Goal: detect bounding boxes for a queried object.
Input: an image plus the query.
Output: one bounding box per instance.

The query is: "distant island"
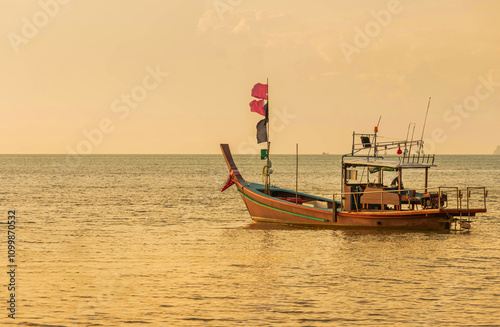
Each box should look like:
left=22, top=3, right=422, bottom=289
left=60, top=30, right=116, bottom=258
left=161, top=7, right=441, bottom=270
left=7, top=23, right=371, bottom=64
left=495, top=146, right=500, bottom=155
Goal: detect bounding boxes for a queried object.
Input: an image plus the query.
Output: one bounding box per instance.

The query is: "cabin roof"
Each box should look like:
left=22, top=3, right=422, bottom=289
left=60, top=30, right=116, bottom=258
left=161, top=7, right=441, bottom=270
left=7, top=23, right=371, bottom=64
left=343, top=157, right=435, bottom=169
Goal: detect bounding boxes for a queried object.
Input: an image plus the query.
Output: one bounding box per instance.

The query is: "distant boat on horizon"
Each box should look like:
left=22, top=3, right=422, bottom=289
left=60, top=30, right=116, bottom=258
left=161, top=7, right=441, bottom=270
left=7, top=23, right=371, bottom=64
left=494, top=146, right=500, bottom=155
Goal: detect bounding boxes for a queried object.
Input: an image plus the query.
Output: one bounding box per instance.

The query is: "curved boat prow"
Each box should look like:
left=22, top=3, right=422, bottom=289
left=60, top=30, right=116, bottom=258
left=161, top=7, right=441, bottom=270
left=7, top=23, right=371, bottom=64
left=220, top=144, right=245, bottom=184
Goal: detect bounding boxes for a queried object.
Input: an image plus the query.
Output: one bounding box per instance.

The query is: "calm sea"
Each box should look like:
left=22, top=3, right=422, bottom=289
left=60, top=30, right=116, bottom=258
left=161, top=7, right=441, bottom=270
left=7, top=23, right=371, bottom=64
left=0, top=154, right=499, bottom=326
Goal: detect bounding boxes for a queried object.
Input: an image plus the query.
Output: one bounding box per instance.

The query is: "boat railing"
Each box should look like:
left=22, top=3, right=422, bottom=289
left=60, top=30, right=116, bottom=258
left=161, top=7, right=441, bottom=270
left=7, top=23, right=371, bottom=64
left=400, top=153, right=435, bottom=165
left=435, top=186, right=488, bottom=211
left=335, top=186, right=487, bottom=212
left=464, top=186, right=488, bottom=211
left=350, top=131, right=423, bottom=157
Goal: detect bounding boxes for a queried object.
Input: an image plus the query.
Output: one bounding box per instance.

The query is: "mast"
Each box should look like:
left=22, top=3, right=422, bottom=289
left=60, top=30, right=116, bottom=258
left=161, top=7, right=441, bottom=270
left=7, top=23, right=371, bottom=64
left=265, top=78, right=271, bottom=194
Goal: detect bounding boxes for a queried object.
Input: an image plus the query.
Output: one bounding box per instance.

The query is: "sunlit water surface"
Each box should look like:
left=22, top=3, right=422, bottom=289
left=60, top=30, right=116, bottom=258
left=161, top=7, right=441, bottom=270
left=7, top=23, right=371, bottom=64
left=0, top=154, right=499, bottom=326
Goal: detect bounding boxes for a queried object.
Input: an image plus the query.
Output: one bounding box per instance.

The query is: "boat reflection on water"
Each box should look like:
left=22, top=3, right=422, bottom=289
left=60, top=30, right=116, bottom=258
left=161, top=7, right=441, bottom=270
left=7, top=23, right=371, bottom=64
left=241, top=222, right=456, bottom=235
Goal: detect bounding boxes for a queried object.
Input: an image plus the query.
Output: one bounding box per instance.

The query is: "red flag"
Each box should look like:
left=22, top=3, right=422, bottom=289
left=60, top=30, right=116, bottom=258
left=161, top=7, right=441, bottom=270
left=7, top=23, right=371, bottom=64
left=251, top=83, right=268, bottom=100
left=250, top=100, right=266, bottom=116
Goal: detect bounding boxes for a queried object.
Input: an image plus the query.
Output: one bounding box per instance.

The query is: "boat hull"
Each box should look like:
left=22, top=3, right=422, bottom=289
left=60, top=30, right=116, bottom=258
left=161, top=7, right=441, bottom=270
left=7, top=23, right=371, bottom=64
left=237, top=183, right=466, bottom=230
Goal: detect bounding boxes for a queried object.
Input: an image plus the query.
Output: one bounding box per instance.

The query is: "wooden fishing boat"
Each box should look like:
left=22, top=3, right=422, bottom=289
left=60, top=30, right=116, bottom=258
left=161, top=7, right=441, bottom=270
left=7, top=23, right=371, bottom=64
left=221, top=142, right=487, bottom=230
left=221, top=84, right=487, bottom=230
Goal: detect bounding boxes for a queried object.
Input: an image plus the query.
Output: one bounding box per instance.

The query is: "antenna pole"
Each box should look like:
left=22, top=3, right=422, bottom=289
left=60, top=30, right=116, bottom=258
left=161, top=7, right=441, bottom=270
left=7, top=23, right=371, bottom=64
left=419, top=97, right=431, bottom=153
left=408, top=124, right=416, bottom=157
left=374, top=116, right=381, bottom=157
left=405, top=122, right=415, bottom=158
left=405, top=123, right=412, bottom=148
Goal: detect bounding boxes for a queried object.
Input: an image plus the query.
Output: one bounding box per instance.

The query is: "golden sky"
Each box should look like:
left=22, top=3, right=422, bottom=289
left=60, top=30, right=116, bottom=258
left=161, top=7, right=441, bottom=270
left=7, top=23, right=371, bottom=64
left=1, top=0, right=499, bottom=154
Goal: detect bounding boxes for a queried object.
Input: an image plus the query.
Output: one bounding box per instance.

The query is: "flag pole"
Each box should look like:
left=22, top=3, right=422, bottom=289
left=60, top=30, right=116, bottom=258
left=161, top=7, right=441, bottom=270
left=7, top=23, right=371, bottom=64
left=265, top=78, right=271, bottom=194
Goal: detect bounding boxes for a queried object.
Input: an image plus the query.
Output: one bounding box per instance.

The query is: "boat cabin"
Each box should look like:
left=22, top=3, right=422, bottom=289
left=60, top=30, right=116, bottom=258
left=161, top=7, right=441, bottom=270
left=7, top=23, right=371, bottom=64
left=341, top=157, right=439, bottom=211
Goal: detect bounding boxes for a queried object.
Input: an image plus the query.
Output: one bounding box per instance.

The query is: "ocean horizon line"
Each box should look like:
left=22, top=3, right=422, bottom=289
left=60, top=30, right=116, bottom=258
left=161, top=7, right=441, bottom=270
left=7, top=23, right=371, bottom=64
left=0, top=153, right=498, bottom=156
